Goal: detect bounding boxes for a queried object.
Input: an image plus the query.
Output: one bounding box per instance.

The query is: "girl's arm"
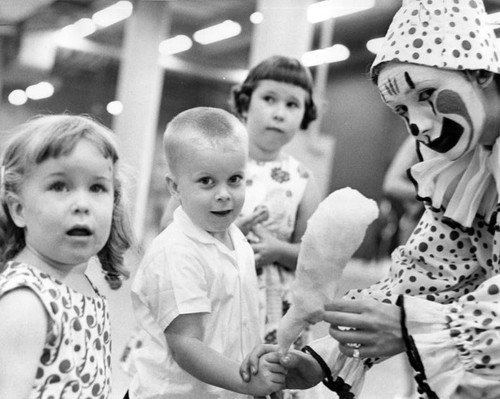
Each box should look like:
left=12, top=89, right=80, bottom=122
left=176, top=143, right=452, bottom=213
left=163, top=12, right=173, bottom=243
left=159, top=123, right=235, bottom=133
left=164, top=312, right=285, bottom=396
left=0, top=289, right=47, bottom=399
left=251, top=175, right=321, bottom=271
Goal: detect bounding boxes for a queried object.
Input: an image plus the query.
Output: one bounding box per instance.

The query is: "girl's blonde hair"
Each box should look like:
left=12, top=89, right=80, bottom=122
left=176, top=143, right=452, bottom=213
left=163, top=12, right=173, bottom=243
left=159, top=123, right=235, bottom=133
left=0, top=114, right=133, bottom=289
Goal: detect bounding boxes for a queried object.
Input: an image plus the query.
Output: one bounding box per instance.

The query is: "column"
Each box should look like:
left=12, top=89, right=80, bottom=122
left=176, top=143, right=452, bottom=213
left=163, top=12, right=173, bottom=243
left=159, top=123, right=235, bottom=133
left=113, top=0, right=170, bottom=240
left=249, top=0, right=314, bottom=67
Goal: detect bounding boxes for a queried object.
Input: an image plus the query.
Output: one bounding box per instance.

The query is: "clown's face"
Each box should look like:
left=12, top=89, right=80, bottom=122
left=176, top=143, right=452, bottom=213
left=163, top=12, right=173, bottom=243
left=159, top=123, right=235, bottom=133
left=377, top=63, right=489, bottom=160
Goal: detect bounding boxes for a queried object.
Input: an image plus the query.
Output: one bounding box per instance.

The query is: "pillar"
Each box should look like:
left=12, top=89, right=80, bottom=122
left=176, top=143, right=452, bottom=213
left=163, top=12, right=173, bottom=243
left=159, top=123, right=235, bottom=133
left=249, top=0, right=314, bottom=67
left=113, top=0, right=171, bottom=240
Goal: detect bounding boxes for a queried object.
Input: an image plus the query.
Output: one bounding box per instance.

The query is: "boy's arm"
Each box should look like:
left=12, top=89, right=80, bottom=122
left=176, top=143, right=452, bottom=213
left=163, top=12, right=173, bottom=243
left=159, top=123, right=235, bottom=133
left=0, top=289, right=48, bottom=399
left=165, top=312, right=285, bottom=396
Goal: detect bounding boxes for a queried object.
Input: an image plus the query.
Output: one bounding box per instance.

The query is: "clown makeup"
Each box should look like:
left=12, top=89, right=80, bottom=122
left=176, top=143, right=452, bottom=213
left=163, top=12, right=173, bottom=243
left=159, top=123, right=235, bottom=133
left=377, top=62, right=488, bottom=161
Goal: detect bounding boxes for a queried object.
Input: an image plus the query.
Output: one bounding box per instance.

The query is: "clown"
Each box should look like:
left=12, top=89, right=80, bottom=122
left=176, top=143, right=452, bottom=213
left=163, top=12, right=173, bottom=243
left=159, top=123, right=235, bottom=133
left=240, top=1, right=500, bottom=398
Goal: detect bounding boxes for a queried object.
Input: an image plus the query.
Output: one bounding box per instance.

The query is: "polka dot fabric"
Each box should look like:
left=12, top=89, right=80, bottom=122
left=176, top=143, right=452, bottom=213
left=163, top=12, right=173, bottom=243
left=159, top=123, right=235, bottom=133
left=346, top=207, right=495, bottom=305
left=0, top=262, right=111, bottom=399
left=447, top=274, right=500, bottom=376
left=371, top=0, right=500, bottom=74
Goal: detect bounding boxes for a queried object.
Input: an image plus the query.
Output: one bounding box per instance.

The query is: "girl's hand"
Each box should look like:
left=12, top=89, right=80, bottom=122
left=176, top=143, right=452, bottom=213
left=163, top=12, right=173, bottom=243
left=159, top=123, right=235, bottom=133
left=236, top=206, right=269, bottom=236
left=325, top=298, right=405, bottom=358
left=250, top=225, right=282, bottom=267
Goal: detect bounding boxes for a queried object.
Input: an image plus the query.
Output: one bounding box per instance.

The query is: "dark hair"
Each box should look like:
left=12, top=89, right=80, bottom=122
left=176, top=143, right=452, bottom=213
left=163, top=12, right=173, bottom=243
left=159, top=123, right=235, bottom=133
left=0, top=114, right=134, bottom=289
left=230, top=55, right=317, bottom=129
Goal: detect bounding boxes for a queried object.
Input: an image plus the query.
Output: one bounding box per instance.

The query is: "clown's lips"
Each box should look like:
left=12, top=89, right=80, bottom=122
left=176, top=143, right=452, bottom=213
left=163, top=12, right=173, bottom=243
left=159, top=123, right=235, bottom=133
left=425, top=117, right=463, bottom=153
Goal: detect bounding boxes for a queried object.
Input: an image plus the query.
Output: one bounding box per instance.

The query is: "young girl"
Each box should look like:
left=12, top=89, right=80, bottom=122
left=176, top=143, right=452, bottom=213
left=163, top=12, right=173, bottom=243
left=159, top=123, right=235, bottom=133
left=231, top=56, right=322, bottom=398
left=231, top=55, right=321, bottom=342
left=0, top=114, right=133, bottom=398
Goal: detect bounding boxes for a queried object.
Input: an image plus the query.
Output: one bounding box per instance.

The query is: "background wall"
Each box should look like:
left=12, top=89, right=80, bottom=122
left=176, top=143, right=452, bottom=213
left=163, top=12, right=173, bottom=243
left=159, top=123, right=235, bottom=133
left=0, top=50, right=409, bottom=258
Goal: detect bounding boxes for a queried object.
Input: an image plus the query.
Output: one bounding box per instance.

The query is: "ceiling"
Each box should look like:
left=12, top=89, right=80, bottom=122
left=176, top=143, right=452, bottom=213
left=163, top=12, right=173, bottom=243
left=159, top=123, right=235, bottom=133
left=2, top=0, right=500, bottom=89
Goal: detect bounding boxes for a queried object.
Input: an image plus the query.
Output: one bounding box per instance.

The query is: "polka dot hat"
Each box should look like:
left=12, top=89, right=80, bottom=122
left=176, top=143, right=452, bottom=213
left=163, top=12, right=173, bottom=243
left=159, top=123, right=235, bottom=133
left=371, top=0, right=500, bottom=75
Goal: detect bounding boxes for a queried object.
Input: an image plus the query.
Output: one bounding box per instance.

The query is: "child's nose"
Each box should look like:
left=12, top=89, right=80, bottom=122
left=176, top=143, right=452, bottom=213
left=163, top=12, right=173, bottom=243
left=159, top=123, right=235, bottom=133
left=215, top=186, right=231, bottom=202
left=72, top=192, right=90, bottom=214
left=272, top=103, right=286, bottom=121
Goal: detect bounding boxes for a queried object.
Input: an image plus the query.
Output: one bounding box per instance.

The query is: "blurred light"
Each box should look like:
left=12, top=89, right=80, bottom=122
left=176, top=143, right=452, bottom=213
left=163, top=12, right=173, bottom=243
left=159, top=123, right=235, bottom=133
left=193, top=20, right=241, bottom=45
left=8, top=90, right=28, bottom=106
left=107, top=100, right=123, bottom=115
left=159, top=35, right=192, bottom=55
left=92, top=1, right=133, bottom=27
left=308, top=0, right=375, bottom=23
left=61, top=18, right=96, bottom=38
left=250, top=12, right=263, bottom=24
left=25, top=81, right=55, bottom=100
left=366, top=37, right=384, bottom=54
left=301, top=44, right=350, bottom=66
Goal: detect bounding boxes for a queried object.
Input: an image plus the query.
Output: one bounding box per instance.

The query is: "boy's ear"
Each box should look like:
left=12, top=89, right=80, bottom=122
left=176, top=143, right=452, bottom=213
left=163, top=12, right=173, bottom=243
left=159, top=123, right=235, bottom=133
left=165, top=173, right=180, bottom=198
left=5, top=195, right=26, bottom=228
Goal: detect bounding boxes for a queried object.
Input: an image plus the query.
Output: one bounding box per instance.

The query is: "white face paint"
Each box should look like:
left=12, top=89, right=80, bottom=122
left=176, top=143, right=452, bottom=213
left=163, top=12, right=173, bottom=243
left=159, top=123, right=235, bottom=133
left=377, top=62, right=488, bottom=160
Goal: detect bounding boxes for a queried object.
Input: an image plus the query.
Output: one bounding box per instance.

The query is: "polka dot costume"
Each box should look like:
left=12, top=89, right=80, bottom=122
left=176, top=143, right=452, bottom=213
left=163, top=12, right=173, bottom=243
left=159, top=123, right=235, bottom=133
left=371, top=0, right=500, bottom=74
left=0, top=261, right=111, bottom=399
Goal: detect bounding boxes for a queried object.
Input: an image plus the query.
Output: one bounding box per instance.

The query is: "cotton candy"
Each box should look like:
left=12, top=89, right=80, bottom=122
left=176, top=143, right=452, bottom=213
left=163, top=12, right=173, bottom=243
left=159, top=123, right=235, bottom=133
left=277, top=187, right=379, bottom=353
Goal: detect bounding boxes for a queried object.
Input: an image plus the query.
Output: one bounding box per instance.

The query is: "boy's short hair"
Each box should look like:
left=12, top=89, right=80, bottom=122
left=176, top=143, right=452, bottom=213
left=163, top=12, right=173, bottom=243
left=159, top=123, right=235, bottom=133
left=163, top=107, right=247, bottom=175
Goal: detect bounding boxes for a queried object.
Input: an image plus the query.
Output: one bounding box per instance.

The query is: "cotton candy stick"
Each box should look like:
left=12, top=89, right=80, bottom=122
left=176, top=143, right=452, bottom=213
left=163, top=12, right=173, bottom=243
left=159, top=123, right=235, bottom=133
left=277, top=187, right=379, bottom=353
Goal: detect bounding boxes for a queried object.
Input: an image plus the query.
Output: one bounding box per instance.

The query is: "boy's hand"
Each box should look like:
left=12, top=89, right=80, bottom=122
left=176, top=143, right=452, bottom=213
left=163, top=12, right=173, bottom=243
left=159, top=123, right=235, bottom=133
left=240, top=344, right=323, bottom=391
left=244, top=351, right=286, bottom=396
left=240, top=344, right=278, bottom=382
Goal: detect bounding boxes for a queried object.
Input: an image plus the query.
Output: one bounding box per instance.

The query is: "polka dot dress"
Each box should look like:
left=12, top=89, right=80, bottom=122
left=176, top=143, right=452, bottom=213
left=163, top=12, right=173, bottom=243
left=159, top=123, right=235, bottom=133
left=371, top=0, right=500, bottom=75
left=0, top=262, right=111, bottom=399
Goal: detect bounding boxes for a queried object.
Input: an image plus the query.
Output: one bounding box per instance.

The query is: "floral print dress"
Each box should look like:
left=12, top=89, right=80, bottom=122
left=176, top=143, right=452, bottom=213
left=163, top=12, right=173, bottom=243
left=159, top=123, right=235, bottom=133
left=0, top=261, right=111, bottom=399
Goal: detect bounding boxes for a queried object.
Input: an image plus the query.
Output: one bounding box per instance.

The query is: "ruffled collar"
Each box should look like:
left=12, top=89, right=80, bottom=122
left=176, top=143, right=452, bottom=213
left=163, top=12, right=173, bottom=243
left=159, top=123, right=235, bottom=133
left=408, top=139, right=500, bottom=233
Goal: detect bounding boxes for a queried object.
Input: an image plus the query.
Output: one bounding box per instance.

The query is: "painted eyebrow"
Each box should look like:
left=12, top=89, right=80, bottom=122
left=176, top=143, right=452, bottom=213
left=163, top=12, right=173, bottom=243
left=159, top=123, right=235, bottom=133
left=404, top=72, right=415, bottom=89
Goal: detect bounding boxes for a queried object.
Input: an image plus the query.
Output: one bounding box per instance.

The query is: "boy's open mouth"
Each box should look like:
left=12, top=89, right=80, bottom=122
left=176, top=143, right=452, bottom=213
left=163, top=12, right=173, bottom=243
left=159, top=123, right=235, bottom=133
left=211, top=210, right=232, bottom=216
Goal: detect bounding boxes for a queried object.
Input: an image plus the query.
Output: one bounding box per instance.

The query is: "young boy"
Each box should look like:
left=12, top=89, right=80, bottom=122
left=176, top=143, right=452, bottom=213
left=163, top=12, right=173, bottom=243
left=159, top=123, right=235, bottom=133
left=127, top=107, right=285, bottom=398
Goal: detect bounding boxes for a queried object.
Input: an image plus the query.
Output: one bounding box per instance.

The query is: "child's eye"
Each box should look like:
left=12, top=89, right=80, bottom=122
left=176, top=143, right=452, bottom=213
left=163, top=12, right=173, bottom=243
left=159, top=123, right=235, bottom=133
left=418, top=89, right=435, bottom=101
left=287, top=101, right=300, bottom=109
left=49, top=181, right=67, bottom=192
left=90, top=184, right=109, bottom=193
left=199, top=177, right=214, bottom=186
left=229, top=174, right=243, bottom=185
left=263, top=95, right=275, bottom=104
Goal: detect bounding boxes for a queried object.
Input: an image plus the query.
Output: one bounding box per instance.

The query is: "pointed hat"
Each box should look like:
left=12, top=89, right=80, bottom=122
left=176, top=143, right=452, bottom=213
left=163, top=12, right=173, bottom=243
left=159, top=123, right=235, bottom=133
left=371, top=0, right=500, bottom=76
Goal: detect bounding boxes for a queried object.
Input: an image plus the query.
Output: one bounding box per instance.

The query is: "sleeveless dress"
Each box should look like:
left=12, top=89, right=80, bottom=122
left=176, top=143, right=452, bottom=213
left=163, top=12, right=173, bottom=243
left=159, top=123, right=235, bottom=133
left=0, top=261, right=111, bottom=399
left=240, top=154, right=312, bottom=398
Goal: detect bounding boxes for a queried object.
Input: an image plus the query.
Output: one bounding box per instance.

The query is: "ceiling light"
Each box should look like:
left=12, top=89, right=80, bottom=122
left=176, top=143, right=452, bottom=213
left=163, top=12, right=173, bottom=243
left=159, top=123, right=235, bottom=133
left=250, top=12, right=263, bottom=24
left=107, top=101, right=123, bottom=115
left=366, top=37, right=384, bottom=54
left=301, top=44, right=350, bottom=66
left=8, top=90, right=28, bottom=106
left=60, top=18, right=96, bottom=38
left=193, top=20, right=241, bottom=45
left=308, top=0, right=375, bottom=24
left=92, top=1, right=133, bottom=28
left=159, top=35, right=193, bottom=55
left=25, top=82, right=55, bottom=100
